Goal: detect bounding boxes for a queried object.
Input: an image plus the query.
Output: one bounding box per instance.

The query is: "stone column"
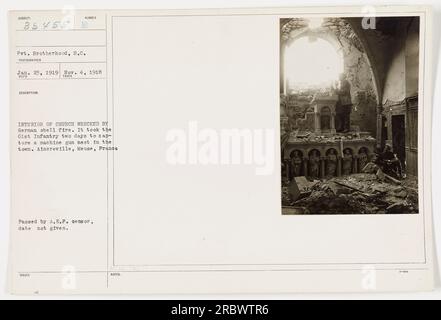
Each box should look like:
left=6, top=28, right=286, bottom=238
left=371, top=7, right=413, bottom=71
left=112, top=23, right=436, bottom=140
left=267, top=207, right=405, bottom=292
left=352, top=155, right=358, bottom=173
left=320, top=157, right=325, bottom=179
left=285, top=160, right=290, bottom=181
left=303, top=157, right=308, bottom=177
left=376, top=105, right=383, bottom=149
left=337, top=156, right=342, bottom=176
left=314, top=110, right=321, bottom=134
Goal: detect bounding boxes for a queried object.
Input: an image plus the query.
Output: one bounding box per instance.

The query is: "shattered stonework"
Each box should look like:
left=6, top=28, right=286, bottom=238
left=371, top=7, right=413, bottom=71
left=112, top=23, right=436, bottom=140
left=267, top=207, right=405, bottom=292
left=282, top=173, right=418, bottom=215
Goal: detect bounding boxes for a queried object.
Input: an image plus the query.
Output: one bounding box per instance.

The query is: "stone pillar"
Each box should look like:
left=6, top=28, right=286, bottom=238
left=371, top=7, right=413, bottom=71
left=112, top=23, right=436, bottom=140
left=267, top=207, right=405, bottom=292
left=285, top=160, right=290, bottom=181
left=303, top=157, right=308, bottom=176
left=386, top=113, right=393, bottom=147
left=353, top=155, right=358, bottom=173
left=320, top=157, right=325, bottom=179
left=376, top=105, right=383, bottom=149
left=337, top=156, right=342, bottom=176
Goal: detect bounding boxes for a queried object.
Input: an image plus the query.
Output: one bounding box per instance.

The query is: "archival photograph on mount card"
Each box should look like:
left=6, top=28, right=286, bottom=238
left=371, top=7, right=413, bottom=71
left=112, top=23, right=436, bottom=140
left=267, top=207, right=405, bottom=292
left=280, top=16, right=420, bottom=215
left=8, top=6, right=433, bottom=294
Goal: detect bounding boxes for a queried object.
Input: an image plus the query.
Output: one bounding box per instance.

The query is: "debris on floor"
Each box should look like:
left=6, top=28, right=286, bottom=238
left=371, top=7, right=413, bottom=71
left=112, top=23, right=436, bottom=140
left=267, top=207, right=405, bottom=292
left=282, top=173, right=418, bottom=215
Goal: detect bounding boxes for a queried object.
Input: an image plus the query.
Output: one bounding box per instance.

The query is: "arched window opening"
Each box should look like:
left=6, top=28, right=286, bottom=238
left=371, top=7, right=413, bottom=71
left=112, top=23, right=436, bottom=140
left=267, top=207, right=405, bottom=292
left=284, top=37, right=343, bottom=93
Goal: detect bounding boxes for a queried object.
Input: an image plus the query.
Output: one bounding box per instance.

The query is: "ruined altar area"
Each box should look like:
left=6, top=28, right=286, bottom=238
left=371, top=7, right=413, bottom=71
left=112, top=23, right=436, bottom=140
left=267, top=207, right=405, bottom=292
left=281, top=92, right=377, bottom=180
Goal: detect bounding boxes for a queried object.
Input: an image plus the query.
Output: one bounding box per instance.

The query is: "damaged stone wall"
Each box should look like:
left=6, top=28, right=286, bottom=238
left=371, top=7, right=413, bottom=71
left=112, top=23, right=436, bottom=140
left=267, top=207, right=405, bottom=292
left=340, top=36, right=378, bottom=135
left=280, top=18, right=379, bottom=136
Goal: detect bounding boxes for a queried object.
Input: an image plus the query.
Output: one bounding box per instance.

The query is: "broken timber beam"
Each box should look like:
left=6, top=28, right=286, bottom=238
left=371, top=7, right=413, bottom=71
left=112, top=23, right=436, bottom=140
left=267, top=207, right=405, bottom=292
left=333, top=181, right=369, bottom=195
left=384, top=173, right=402, bottom=185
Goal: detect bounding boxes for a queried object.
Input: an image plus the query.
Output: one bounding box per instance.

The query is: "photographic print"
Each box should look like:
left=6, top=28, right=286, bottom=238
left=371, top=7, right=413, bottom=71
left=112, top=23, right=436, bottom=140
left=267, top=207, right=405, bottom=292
left=280, top=16, right=420, bottom=215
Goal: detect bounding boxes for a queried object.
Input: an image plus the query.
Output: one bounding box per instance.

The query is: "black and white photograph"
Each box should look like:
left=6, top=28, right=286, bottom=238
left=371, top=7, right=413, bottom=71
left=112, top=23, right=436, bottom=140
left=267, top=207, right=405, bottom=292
left=280, top=16, right=420, bottom=215
left=1, top=2, right=438, bottom=299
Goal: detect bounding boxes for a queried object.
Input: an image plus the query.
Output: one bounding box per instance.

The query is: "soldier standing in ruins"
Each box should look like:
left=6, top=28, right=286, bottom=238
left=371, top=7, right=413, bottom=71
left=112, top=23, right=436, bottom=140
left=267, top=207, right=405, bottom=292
left=336, top=73, right=352, bottom=133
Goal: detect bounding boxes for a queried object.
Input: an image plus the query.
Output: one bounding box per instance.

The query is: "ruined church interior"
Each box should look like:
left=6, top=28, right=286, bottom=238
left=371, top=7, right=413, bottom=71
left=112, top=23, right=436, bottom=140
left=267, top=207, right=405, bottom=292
left=280, top=17, right=420, bottom=215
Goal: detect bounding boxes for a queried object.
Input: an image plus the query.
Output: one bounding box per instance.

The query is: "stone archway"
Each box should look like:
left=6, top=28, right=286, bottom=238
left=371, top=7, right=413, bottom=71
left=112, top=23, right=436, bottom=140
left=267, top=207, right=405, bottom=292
left=280, top=18, right=380, bottom=137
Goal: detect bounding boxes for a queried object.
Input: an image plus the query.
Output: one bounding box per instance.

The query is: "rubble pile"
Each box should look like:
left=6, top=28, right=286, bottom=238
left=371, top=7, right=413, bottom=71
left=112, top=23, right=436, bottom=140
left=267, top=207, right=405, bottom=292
left=289, top=131, right=376, bottom=144
left=282, top=173, right=418, bottom=215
